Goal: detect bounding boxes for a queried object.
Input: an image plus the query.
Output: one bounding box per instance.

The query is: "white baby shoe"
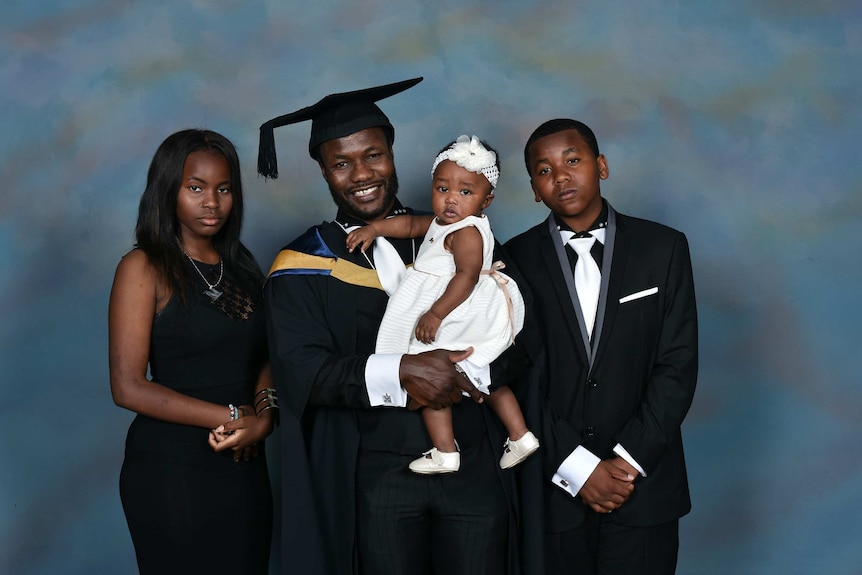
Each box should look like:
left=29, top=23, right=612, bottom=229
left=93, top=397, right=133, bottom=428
left=499, top=431, right=540, bottom=469
left=409, top=447, right=461, bottom=475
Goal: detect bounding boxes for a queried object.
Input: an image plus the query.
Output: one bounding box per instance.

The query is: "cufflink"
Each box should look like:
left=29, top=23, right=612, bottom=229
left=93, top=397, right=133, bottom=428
left=560, top=479, right=569, bottom=487
left=383, top=393, right=392, bottom=404
left=452, top=363, right=471, bottom=382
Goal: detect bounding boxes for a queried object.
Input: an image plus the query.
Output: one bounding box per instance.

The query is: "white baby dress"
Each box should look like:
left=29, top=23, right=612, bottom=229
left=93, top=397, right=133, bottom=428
left=375, top=215, right=525, bottom=384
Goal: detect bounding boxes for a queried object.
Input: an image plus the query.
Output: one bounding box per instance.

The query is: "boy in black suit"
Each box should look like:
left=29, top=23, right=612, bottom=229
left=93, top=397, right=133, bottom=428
left=504, top=119, right=698, bottom=574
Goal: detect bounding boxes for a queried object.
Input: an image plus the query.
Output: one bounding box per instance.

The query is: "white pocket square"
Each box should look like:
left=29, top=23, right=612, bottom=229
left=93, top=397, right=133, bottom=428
left=619, top=286, right=658, bottom=304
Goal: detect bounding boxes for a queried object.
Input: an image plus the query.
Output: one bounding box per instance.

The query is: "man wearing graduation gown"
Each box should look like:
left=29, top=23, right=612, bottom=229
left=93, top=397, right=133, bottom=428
left=258, top=78, right=535, bottom=575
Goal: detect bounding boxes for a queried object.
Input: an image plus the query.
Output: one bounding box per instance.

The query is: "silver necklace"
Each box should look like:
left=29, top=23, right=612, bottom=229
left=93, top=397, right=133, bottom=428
left=184, top=253, right=224, bottom=301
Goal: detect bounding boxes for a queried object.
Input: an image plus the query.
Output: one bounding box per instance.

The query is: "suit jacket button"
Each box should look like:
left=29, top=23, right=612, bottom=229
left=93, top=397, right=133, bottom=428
left=588, top=378, right=598, bottom=388
left=585, top=426, right=596, bottom=437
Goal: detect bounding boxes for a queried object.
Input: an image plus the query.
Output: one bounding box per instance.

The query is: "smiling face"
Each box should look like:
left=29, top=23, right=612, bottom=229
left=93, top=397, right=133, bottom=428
left=317, top=126, right=398, bottom=222
left=430, top=160, right=494, bottom=225
left=176, top=150, right=233, bottom=246
left=527, top=129, right=608, bottom=231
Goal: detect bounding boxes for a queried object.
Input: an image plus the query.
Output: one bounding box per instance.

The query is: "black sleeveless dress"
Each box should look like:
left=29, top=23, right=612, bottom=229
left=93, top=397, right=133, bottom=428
left=119, top=261, right=272, bottom=574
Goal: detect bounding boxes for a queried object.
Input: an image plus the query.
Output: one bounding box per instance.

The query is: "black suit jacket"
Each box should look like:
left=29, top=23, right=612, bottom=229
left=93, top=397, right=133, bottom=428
left=504, top=203, right=697, bottom=532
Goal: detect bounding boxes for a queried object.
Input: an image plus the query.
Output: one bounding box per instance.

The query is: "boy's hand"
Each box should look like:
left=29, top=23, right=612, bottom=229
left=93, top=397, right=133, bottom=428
left=578, top=459, right=635, bottom=513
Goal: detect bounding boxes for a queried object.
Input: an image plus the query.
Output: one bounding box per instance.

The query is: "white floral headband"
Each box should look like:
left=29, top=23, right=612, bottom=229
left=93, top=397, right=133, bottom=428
left=430, top=134, right=499, bottom=189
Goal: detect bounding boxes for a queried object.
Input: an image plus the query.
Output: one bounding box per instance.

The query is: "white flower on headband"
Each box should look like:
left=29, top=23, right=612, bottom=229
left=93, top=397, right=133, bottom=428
left=431, top=134, right=499, bottom=188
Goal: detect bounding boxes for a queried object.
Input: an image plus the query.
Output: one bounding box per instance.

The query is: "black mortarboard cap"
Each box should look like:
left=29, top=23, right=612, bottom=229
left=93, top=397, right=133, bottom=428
left=258, top=77, right=423, bottom=179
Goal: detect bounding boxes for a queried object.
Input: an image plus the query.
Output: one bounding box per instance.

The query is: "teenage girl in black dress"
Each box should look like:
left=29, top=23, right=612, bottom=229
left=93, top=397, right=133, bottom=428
left=109, top=129, right=275, bottom=574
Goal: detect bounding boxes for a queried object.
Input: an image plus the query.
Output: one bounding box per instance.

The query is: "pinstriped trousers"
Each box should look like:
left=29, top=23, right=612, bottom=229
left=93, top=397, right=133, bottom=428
left=356, top=438, right=508, bottom=575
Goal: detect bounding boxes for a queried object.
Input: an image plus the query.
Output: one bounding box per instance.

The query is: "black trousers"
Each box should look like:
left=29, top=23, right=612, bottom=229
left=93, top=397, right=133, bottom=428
left=545, top=512, right=679, bottom=575
left=356, top=438, right=508, bottom=575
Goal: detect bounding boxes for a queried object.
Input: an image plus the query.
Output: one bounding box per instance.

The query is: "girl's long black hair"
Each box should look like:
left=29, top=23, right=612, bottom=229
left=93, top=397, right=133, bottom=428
left=135, top=129, right=264, bottom=303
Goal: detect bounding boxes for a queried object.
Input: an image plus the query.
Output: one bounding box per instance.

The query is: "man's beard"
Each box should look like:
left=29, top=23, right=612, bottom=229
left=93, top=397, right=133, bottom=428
left=329, top=170, right=400, bottom=221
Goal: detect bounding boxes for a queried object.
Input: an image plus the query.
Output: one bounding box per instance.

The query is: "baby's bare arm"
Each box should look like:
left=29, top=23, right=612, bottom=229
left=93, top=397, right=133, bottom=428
left=345, top=215, right=435, bottom=252
left=346, top=226, right=378, bottom=253
left=429, top=226, right=483, bottom=320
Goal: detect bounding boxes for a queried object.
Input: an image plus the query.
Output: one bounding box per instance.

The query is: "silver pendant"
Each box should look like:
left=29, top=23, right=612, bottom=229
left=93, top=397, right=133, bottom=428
left=204, top=287, right=223, bottom=301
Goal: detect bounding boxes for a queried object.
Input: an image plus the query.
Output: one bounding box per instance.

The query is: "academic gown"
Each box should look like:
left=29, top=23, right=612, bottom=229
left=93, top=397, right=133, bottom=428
left=264, top=203, right=543, bottom=574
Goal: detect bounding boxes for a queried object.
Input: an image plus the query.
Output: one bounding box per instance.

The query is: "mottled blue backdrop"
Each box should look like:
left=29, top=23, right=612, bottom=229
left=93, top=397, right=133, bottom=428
left=2, top=1, right=860, bottom=573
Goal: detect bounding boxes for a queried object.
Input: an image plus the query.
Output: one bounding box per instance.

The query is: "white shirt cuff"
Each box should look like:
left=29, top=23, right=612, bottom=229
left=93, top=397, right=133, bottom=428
left=456, top=360, right=491, bottom=395
left=613, top=443, right=647, bottom=477
left=552, top=446, right=601, bottom=497
left=365, top=353, right=407, bottom=407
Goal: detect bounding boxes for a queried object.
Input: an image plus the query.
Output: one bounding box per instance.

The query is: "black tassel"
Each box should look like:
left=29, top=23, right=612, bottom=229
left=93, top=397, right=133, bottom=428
left=257, top=122, right=278, bottom=179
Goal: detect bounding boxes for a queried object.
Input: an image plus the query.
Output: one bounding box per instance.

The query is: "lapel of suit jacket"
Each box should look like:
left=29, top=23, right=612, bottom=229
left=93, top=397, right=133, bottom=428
left=541, top=215, right=591, bottom=365
left=592, top=207, right=628, bottom=370
left=545, top=204, right=620, bottom=369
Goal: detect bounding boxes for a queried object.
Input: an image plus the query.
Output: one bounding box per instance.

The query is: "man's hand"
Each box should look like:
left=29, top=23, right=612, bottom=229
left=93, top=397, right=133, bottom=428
left=578, top=459, right=636, bottom=514
left=399, top=348, right=481, bottom=410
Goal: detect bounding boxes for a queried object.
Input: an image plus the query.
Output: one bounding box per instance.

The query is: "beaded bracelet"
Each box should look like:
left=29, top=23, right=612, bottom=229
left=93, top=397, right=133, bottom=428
left=229, top=403, right=240, bottom=421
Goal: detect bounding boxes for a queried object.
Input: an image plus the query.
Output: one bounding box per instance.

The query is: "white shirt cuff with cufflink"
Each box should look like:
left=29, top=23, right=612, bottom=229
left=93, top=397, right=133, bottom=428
left=552, top=445, right=601, bottom=497
left=365, top=353, right=407, bottom=407
left=455, top=360, right=491, bottom=395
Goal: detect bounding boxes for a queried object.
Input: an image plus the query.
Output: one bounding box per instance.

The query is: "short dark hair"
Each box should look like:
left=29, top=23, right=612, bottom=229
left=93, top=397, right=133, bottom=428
left=523, top=119, right=600, bottom=175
